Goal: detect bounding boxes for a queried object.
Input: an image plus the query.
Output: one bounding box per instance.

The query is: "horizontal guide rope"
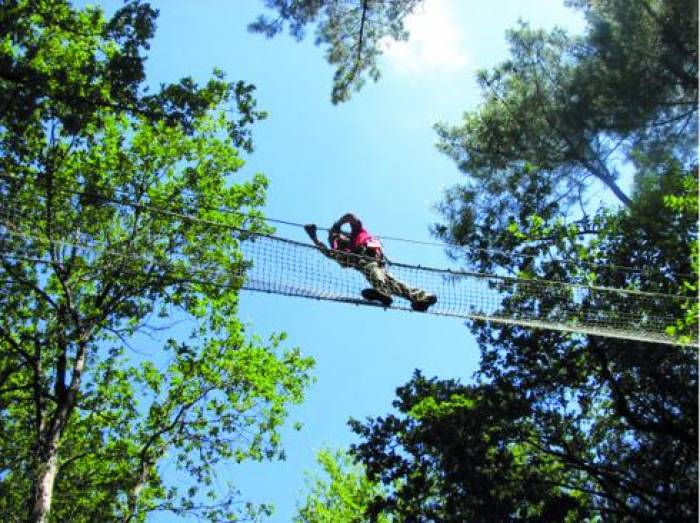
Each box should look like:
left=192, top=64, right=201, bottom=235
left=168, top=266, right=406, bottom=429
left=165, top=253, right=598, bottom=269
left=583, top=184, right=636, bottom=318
left=0, top=221, right=696, bottom=347
left=0, top=173, right=692, bottom=278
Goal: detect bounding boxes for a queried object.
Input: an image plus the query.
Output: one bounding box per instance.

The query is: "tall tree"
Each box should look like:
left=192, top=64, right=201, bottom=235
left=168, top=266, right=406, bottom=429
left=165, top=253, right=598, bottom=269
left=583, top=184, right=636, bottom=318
left=249, top=0, right=422, bottom=104
left=435, top=0, right=697, bottom=210
left=0, top=2, right=312, bottom=522
left=349, top=372, right=591, bottom=521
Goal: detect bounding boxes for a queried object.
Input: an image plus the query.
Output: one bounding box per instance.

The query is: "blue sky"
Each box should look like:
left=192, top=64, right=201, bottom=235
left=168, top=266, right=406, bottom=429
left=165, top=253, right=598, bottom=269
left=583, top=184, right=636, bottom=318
left=80, top=1, right=586, bottom=520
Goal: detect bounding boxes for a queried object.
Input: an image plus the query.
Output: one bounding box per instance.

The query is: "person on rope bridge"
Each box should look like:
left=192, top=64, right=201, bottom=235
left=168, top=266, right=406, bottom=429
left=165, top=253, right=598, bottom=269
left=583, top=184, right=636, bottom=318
left=304, top=213, right=438, bottom=311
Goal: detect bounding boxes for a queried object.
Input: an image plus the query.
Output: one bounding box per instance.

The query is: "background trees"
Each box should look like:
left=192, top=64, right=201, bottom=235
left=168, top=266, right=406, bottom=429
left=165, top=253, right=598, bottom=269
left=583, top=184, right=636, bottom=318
left=435, top=0, right=697, bottom=215
left=349, top=371, right=590, bottom=521
left=294, top=448, right=389, bottom=523
left=0, top=2, right=312, bottom=521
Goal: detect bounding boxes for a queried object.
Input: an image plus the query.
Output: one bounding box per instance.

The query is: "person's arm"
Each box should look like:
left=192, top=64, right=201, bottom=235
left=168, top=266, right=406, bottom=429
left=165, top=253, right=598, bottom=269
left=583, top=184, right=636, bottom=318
left=304, top=224, right=326, bottom=250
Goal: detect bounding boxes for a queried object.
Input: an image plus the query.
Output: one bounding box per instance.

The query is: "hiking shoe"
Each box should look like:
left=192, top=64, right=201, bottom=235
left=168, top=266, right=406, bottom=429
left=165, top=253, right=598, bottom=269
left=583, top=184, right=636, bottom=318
left=411, top=293, right=437, bottom=312
left=361, top=288, right=393, bottom=307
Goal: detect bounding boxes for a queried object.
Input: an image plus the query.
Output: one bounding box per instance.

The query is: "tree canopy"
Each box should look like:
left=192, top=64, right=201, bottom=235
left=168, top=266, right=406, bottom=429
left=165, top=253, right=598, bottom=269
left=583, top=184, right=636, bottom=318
left=0, top=2, right=312, bottom=521
left=436, top=0, right=696, bottom=211
left=349, top=372, right=590, bottom=521
left=250, top=0, right=421, bottom=104
left=294, top=448, right=390, bottom=523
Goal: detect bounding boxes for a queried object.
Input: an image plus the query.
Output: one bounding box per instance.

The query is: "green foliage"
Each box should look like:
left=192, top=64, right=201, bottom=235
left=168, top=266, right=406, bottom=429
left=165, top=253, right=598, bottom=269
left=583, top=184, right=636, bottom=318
left=408, top=393, right=475, bottom=419
left=295, top=448, right=389, bottom=523
left=349, top=372, right=589, bottom=521
left=0, top=2, right=311, bottom=521
left=435, top=0, right=697, bottom=211
left=661, top=172, right=698, bottom=344
left=249, top=0, right=421, bottom=104
left=567, top=0, right=698, bottom=137
left=0, top=0, right=266, bottom=150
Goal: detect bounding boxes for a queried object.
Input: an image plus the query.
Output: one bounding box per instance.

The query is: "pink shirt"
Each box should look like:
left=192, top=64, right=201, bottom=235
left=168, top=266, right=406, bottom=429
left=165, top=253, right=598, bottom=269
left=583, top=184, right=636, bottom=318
left=351, top=228, right=383, bottom=255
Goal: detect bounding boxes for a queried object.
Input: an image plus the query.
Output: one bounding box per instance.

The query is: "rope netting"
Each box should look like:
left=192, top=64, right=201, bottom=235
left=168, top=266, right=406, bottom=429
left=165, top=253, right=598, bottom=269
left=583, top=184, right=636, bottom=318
left=0, top=196, right=695, bottom=346
left=241, top=234, right=696, bottom=346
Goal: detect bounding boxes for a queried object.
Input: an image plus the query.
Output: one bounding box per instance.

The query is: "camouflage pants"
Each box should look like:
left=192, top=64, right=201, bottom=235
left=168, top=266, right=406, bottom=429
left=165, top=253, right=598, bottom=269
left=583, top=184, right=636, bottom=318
left=356, top=259, right=428, bottom=302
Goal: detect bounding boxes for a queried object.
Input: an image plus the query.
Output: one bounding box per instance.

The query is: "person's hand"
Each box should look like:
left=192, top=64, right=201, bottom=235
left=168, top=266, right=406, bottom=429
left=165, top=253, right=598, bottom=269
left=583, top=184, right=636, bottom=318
left=304, top=224, right=317, bottom=237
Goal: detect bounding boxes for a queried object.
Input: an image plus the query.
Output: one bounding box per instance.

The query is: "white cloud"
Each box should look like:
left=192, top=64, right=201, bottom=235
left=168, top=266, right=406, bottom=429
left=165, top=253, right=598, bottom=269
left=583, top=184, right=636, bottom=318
left=380, top=0, right=470, bottom=76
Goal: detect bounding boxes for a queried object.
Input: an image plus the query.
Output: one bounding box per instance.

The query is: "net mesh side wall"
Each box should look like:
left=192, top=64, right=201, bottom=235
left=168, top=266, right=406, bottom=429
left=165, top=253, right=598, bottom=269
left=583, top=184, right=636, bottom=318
left=241, top=234, right=697, bottom=346
left=1, top=198, right=695, bottom=347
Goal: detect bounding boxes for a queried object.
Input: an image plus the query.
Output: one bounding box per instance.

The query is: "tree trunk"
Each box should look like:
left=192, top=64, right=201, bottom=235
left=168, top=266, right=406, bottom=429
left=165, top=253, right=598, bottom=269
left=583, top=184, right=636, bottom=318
left=28, top=337, right=88, bottom=522
left=29, top=436, right=60, bottom=523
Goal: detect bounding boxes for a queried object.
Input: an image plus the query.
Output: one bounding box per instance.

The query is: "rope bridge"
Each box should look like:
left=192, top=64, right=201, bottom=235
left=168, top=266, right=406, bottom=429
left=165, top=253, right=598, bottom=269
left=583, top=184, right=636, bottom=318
left=241, top=233, right=696, bottom=346
left=0, top=189, right=694, bottom=346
